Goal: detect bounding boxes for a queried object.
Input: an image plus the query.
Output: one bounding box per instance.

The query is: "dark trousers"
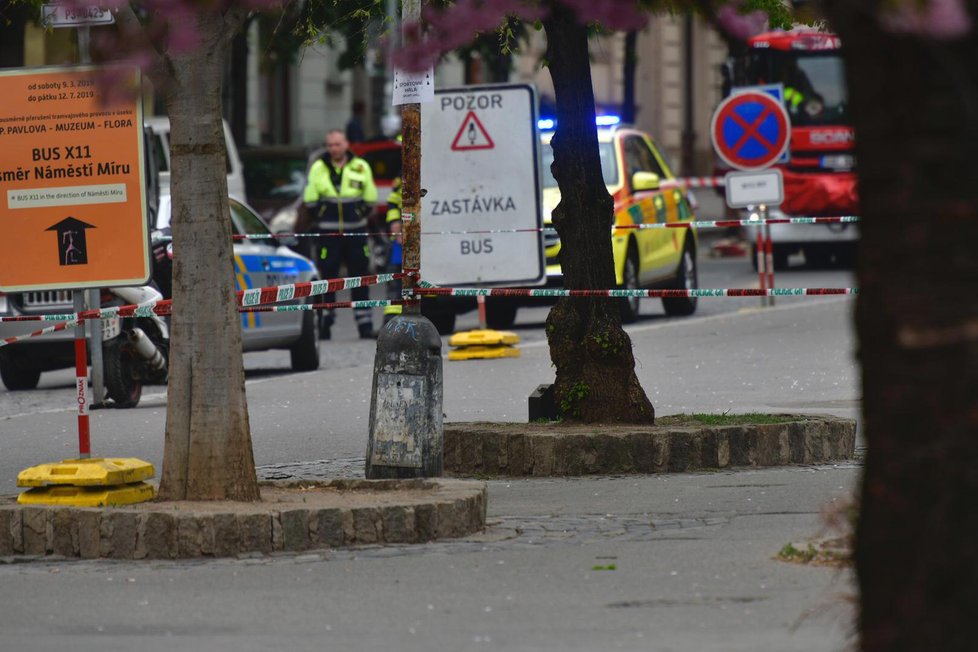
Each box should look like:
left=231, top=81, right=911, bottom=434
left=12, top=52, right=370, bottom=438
left=314, top=232, right=373, bottom=330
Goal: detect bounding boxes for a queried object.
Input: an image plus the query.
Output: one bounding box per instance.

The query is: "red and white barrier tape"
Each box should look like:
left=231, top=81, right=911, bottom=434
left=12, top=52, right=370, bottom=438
left=152, top=215, right=860, bottom=245
left=1, top=319, right=80, bottom=347
left=240, top=299, right=416, bottom=313
left=1, top=282, right=855, bottom=345
left=216, top=216, right=858, bottom=241
left=415, top=283, right=857, bottom=299
left=661, top=177, right=726, bottom=189
left=0, top=300, right=420, bottom=344
left=237, top=272, right=407, bottom=308
left=0, top=272, right=410, bottom=328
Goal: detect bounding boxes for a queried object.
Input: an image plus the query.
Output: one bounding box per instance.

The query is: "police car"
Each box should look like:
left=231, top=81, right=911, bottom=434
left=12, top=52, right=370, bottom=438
left=153, top=195, right=322, bottom=369
left=485, top=118, right=700, bottom=329
left=0, top=196, right=321, bottom=391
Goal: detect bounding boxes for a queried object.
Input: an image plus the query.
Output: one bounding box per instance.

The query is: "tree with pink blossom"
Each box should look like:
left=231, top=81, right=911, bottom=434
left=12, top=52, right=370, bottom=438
left=394, top=0, right=790, bottom=424
left=45, top=0, right=288, bottom=501
left=402, top=1, right=978, bottom=644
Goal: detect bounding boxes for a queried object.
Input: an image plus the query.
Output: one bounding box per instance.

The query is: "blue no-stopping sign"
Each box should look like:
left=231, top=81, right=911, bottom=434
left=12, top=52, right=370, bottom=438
left=711, top=91, right=790, bottom=171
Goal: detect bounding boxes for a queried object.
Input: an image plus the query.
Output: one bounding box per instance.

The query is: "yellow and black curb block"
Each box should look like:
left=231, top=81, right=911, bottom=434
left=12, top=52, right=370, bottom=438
left=17, top=458, right=156, bottom=507
left=447, top=329, right=520, bottom=361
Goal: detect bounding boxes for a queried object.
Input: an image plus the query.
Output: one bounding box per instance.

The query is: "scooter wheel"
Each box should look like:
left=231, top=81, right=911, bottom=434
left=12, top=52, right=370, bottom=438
left=103, top=337, right=143, bottom=408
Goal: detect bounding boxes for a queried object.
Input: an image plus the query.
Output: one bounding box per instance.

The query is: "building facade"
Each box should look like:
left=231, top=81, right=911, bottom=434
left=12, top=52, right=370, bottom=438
left=8, top=12, right=729, bottom=176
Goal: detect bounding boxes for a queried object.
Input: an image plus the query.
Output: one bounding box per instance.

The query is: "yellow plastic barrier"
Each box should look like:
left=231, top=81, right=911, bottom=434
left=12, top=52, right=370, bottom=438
left=17, top=482, right=156, bottom=507
left=17, top=458, right=155, bottom=487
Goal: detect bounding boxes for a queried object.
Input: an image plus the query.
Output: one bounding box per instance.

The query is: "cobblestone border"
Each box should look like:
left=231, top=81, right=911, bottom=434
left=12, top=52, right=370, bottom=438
left=444, top=415, right=856, bottom=477
left=0, top=479, right=487, bottom=561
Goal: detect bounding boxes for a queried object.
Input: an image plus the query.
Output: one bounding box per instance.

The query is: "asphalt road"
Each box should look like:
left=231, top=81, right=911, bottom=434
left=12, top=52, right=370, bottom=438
left=0, top=250, right=861, bottom=651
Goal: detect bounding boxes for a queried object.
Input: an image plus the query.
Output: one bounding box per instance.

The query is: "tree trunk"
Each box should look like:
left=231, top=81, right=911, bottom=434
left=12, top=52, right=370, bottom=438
left=542, top=4, right=654, bottom=424
left=0, top=5, right=29, bottom=69
left=155, top=9, right=259, bottom=501
left=820, top=3, right=978, bottom=648
left=622, top=30, right=637, bottom=124
left=229, top=28, right=249, bottom=148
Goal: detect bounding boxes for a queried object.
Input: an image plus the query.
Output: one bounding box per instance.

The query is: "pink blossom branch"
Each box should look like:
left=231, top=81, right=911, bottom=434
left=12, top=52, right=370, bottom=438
left=393, top=0, right=547, bottom=71
left=880, top=0, right=972, bottom=39
left=714, top=0, right=767, bottom=41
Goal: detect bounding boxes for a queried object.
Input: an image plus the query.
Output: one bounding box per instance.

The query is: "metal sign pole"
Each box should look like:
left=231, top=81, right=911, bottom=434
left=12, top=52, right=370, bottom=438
left=72, top=291, right=91, bottom=458
left=755, top=223, right=766, bottom=307
left=78, top=24, right=107, bottom=406
left=87, top=288, right=105, bottom=406
left=365, top=0, right=443, bottom=480
left=762, top=205, right=775, bottom=306
left=399, top=0, right=421, bottom=315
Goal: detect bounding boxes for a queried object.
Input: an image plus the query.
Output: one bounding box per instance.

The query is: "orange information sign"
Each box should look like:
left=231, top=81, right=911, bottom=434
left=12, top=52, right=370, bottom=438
left=0, top=65, right=148, bottom=292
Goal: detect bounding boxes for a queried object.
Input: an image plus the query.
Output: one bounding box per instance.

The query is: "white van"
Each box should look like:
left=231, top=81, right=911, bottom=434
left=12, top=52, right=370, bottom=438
left=144, top=116, right=246, bottom=198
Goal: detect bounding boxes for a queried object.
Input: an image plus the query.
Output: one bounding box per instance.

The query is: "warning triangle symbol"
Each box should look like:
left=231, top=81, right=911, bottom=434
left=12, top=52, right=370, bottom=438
left=451, top=111, right=495, bottom=151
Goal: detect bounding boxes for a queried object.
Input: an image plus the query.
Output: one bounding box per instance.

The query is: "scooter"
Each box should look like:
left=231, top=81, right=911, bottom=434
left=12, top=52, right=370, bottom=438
left=99, top=285, right=169, bottom=408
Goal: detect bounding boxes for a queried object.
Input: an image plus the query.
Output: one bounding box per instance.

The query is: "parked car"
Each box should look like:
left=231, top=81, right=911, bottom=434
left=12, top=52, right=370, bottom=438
left=152, top=195, right=321, bottom=371
left=145, top=116, right=246, bottom=199
left=0, top=196, right=321, bottom=392
left=240, top=145, right=314, bottom=221
left=483, top=121, right=700, bottom=329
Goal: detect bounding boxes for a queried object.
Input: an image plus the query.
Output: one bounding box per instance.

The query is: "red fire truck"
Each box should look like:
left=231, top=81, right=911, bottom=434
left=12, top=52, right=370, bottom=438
left=724, top=29, right=858, bottom=268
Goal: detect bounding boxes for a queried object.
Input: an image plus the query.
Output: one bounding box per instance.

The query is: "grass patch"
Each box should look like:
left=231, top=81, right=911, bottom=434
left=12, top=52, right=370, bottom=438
left=657, top=413, right=799, bottom=427
left=777, top=539, right=850, bottom=567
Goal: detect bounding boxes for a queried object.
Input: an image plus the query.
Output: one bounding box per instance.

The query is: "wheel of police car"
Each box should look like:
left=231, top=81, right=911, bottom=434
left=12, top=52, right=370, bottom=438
left=290, top=309, right=321, bottom=372
left=0, top=354, right=41, bottom=391
left=619, top=243, right=641, bottom=324
left=486, top=299, right=518, bottom=330
left=662, top=242, right=698, bottom=317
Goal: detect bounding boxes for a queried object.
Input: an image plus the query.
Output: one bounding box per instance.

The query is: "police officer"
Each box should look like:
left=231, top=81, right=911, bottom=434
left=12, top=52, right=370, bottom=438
left=299, top=129, right=378, bottom=339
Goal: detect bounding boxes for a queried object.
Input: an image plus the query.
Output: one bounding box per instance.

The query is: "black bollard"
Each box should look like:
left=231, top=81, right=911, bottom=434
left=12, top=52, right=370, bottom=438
left=365, top=314, right=444, bottom=478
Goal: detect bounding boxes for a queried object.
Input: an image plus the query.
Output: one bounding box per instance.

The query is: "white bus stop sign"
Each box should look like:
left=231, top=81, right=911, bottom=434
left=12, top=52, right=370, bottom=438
left=420, top=84, right=544, bottom=286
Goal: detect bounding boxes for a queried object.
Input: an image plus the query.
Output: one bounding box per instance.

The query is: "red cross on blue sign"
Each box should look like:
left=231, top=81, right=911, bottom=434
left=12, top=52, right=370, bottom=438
left=710, top=91, right=791, bottom=171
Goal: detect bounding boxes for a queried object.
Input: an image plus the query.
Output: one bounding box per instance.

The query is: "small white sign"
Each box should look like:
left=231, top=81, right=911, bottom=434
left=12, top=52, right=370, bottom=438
left=42, top=4, right=115, bottom=27
left=725, top=169, right=784, bottom=208
left=420, top=84, right=544, bottom=287
left=392, top=67, right=434, bottom=105
left=7, top=183, right=127, bottom=209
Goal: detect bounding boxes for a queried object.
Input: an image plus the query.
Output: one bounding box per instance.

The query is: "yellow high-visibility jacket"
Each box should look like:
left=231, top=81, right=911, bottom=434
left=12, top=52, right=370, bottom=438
left=303, top=153, right=377, bottom=231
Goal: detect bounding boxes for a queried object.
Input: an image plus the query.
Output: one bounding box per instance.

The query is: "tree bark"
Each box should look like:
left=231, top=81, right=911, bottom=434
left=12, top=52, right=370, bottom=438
left=0, top=5, right=29, bottom=69
left=622, top=30, right=637, bottom=124
left=229, top=27, right=249, bottom=148
left=543, top=3, right=654, bottom=424
left=153, top=9, right=259, bottom=501
left=820, top=2, right=978, bottom=648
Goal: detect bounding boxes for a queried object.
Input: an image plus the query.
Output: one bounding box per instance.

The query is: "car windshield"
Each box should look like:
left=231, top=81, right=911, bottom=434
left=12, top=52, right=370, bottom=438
left=541, top=141, right=618, bottom=188
left=242, top=154, right=308, bottom=201
left=750, top=51, right=848, bottom=126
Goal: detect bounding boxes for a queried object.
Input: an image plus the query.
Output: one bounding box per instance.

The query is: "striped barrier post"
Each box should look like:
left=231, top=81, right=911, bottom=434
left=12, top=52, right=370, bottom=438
left=756, top=229, right=767, bottom=305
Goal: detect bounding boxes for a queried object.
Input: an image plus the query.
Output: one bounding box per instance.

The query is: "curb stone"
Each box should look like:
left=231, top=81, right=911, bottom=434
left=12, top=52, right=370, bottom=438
left=444, top=415, right=856, bottom=477
left=0, top=478, right=486, bottom=561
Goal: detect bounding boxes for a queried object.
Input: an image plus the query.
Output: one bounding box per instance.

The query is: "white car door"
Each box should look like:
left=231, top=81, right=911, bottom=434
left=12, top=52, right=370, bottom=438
left=229, top=199, right=304, bottom=347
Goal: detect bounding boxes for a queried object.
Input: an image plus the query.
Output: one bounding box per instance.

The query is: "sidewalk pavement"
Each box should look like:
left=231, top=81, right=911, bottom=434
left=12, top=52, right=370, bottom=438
left=0, top=297, right=861, bottom=650
left=0, top=465, right=858, bottom=652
